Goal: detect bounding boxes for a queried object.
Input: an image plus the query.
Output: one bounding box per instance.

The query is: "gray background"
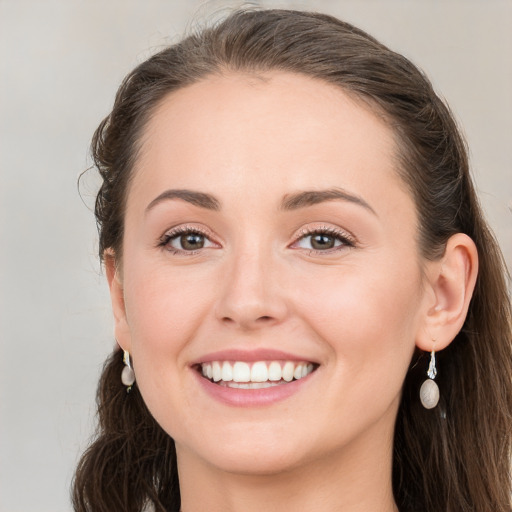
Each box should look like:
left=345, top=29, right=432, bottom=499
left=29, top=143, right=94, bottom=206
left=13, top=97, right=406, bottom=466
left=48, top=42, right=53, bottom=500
left=1, top=1, right=510, bottom=511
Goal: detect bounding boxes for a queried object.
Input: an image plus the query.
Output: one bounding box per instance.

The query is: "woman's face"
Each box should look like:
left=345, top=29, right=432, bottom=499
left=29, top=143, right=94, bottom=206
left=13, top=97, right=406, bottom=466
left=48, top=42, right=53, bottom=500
left=113, top=72, right=432, bottom=475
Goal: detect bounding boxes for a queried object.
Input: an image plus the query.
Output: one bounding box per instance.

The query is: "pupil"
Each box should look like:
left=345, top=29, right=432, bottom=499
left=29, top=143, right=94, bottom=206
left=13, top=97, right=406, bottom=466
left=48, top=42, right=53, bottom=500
left=311, top=234, right=334, bottom=250
left=181, top=233, right=204, bottom=250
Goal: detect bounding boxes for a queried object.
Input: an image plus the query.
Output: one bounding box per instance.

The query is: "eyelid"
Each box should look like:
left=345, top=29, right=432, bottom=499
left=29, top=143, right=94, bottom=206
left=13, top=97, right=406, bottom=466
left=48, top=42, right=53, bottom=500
left=161, top=223, right=213, bottom=239
left=296, top=224, right=356, bottom=242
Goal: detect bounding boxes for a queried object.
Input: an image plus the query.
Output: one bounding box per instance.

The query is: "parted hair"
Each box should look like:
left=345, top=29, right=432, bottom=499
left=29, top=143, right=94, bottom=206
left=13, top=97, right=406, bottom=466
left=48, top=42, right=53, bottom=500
left=73, top=9, right=512, bottom=512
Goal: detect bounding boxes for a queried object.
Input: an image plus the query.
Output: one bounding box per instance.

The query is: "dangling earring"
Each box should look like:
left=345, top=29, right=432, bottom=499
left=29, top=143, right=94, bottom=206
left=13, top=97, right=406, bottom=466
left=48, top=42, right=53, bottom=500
left=420, top=350, right=439, bottom=409
left=121, top=350, right=135, bottom=393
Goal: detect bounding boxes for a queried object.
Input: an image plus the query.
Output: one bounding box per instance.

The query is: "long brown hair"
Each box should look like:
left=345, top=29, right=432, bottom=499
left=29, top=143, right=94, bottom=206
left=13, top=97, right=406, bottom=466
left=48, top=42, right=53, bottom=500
left=73, top=9, right=512, bottom=512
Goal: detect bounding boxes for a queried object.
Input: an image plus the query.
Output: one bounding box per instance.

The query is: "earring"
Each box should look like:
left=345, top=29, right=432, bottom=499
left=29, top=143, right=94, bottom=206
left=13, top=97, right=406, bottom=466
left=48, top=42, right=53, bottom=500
left=121, top=350, right=135, bottom=392
left=419, top=350, right=439, bottom=409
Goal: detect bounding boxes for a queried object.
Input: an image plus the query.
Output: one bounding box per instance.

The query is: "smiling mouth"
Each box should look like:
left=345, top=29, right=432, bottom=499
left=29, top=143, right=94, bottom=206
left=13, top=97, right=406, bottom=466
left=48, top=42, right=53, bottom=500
left=197, top=360, right=317, bottom=389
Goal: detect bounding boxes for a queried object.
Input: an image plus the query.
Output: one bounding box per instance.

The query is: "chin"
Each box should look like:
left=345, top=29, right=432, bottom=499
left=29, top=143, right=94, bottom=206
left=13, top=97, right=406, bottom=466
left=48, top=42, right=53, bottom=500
left=197, top=443, right=308, bottom=476
left=173, top=421, right=317, bottom=476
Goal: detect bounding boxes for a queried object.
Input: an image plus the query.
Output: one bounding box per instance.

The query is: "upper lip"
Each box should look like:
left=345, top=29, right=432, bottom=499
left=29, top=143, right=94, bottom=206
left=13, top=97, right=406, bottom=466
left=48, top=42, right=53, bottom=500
left=192, top=348, right=319, bottom=365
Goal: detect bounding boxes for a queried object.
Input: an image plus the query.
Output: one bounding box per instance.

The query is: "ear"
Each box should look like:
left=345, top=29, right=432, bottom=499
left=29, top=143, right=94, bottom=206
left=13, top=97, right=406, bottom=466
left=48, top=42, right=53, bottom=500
left=416, top=233, right=478, bottom=352
left=104, top=250, right=132, bottom=353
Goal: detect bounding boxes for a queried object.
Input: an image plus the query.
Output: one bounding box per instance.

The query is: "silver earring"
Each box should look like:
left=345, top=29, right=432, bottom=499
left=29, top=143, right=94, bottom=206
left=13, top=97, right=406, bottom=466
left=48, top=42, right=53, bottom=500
left=121, top=350, right=135, bottom=392
left=419, top=350, right=439, bottom=409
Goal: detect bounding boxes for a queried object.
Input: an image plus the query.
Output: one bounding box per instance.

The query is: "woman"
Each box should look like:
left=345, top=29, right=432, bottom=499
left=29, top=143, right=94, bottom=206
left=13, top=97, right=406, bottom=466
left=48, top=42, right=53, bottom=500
left=73, top=9, right=512, bottom=512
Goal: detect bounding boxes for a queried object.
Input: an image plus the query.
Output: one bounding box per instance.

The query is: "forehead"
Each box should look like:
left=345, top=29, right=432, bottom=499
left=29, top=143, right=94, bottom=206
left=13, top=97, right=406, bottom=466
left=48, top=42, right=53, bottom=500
left=140, top=71, right=394, bottom=157
left=129, top=71, right=409, bottom=217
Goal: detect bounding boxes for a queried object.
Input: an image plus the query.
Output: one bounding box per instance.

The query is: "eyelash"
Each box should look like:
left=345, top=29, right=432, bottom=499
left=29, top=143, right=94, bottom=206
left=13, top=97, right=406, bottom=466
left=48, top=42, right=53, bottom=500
left=293, top=226, right=356, bottom=255
left=158, top=225, right=355, bottom=256
left=158, top=225, right=215, bottom=255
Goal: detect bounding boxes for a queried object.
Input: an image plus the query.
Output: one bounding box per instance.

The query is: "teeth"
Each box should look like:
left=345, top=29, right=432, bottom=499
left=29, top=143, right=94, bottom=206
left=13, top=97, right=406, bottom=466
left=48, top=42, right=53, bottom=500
left=282, top=361, right=294, bottom=382
left=212, top=361, right=222, bottom=382
left=268, top=361, right=282, bottom=381
left=233, top=362, right=251, bottom=382
left=220, top=381, right=281, bottom=389
left=221, top=361, right=233, bottom=382
left=251, top=362, right=268, bottom=382
left=199, top=360, right=315, bottom=385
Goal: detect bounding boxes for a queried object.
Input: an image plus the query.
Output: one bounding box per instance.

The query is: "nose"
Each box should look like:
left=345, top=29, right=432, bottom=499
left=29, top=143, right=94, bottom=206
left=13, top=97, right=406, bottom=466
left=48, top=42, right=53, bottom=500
left=214, top=248, right=288, bottom=331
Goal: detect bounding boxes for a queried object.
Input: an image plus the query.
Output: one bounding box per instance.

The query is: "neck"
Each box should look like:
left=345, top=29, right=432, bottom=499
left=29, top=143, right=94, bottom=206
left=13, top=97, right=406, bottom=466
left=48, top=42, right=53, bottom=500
left=177, top=419, right=398, bottom=512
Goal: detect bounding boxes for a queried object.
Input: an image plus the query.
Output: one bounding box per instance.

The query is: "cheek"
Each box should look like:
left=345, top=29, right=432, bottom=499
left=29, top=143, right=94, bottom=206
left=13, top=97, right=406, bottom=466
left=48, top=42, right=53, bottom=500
left=120, top=262, right=218, bottom=433
left=122, top=260, right=214, bottom=377
left=291, top=262, right=423, bottom=438
left=295, top=259, right=423, bottom=374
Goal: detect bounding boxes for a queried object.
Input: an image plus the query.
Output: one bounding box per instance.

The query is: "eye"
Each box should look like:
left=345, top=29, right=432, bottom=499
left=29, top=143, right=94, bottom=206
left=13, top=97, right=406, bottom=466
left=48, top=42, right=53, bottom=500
left=292, top=226, right=355, bottom=253
left=160, top=226, right=217, bottom=254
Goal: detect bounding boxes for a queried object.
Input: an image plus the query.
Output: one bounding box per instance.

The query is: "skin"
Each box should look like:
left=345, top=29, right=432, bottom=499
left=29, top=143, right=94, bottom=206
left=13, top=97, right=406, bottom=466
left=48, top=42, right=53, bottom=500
left=107, top=72, right=478, bottom=511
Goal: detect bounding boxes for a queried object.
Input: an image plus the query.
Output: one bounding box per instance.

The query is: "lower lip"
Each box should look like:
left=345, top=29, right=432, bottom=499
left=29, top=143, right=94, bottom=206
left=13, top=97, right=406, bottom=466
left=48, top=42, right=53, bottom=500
left=193, top=370, right=315, bottom=407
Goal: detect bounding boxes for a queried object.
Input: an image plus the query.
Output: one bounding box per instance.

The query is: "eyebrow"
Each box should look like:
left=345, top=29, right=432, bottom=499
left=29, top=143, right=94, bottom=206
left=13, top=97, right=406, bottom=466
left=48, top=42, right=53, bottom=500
left=145, top=186, right=376, bottom=216
left=145, top=189, right=221, bottom=213
left=281, top=188, right=377, bottom=215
